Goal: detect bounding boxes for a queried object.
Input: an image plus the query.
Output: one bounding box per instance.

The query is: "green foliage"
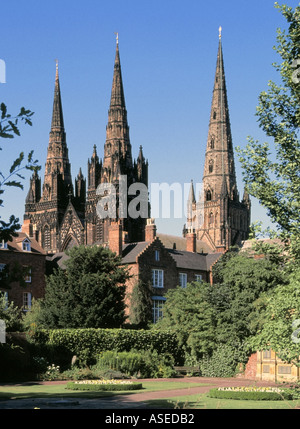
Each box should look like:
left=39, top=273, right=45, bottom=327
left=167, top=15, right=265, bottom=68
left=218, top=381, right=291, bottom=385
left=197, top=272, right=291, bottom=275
left=236, top=2, right=300, bottom=237
left=155, top=282, right=216, bottom=361
left=29, top=328, right=182, bottom=367
left=66, top=381, right=143, bottom=391
left=95, top=349, right=176, bottom=379
left=212, top=251, right=286, bottom=343
left=0, top=103, right=40, bottom=241
left=0, top=294, right=22, bottom=332
left=96, top=350, right=145, bottom=376
left=129, top=280, right=153, bottom=328
left=37, top=246, right=129, bottom=329
left=198, top=342, right=248, bottom=378
left=248, top=267, right=300, bottom=366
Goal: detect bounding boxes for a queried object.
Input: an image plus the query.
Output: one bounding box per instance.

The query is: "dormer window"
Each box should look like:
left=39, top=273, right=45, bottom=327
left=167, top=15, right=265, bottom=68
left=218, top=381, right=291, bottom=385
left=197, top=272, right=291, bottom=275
left=22, top=238, right=31, bottom=252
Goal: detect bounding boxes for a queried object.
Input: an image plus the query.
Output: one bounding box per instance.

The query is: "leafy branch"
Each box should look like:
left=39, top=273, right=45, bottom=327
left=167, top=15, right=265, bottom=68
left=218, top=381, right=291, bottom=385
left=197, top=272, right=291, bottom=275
left=0, top=102, right=40, bottom=241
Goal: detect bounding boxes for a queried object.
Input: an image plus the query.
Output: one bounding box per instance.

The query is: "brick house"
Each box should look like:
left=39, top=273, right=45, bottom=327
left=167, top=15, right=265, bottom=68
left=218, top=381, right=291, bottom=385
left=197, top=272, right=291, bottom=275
left=109, top=219, right=221, bottom=322
left=49, top=219, right=221, bottom=323
left=0, top=233, right=47, bottom=312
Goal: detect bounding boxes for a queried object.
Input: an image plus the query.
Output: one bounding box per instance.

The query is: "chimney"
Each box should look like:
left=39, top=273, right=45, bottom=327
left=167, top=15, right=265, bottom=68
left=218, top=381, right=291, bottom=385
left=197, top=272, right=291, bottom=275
left=108, top=221, right=123, bottom=256
left=145, top=218, right=156, bottom=242
left=186, top=229, right=197, bottom=253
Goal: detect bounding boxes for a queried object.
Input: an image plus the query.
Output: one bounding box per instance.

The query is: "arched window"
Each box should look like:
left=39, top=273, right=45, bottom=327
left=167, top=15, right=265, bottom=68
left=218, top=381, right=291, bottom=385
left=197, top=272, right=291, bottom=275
left=209, top=160, right=214, bottom=173
left=206, top=190, right=212, bottom=201
left=213, top=111, right=217, bottom=120
left=210, top=138, right=214, bottom=149
left=209, top=212, right=214, bottom=225
left=43, top=226, right=51, bottom=250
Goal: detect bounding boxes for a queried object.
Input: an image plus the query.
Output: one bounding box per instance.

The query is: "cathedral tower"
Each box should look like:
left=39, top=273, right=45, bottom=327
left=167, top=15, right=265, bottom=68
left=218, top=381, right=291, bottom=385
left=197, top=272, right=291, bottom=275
left=23, top=62, right=85, bottom=252
left=85, top=36, right=149, bottom=245
left=184, top=28, right=251, bottom=251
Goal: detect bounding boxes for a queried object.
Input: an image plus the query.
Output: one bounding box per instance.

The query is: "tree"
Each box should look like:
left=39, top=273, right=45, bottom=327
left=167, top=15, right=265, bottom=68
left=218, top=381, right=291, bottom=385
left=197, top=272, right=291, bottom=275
left=216, top=251, right=286, bottom=342
left=37, top=245, right=130, bottom=329
left=248, top=268, right=300, bottom=367
left=129, top=280, right=153, bottom=328
left=0, top=294, right=22, bottom=332
left=236, top=3, right=300, bottom=237
left=155, top=282, right=217, bottom=361
left=0, top=103, right=39, bottom=241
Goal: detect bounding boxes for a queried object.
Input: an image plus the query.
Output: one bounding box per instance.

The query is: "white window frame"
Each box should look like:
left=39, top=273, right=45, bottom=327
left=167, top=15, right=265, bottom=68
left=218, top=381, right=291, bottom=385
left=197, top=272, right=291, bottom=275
left=195, top=274, right=203, bottom=282
left=152, top=269, right=164, bottom=288
left=0, top=240, right=7, bottom=249
left=23, top=292, right=32, bottom=311
left=179, top=272, right=187, bottom=288
left=152, top=297, right=166, bottom=323
left=22, top=239, right=31, bottom=252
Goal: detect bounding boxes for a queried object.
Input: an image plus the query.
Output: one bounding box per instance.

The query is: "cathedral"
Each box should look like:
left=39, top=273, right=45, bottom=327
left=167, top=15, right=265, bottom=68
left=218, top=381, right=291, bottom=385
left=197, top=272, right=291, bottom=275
left=22, top=31, right=250, bottom=254
left=22, top=39, right=148, bottom=253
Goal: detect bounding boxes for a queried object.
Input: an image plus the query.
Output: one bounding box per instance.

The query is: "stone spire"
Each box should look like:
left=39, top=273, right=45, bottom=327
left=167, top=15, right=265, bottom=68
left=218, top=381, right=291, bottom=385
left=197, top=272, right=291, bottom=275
left=51, top=60, right=64, bottom=130
left=42, top=62, right=73, bottom=201
left=102, top=38, right=132, bottom=182
left=203, top=29, right=238, bottom=202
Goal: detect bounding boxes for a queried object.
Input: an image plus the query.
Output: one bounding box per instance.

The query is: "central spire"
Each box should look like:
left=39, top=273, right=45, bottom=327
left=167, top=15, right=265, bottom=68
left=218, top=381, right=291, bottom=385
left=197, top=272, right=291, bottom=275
left=102, top=36, right=132, bottom=181
left=51, top=60, right=64, bottom=131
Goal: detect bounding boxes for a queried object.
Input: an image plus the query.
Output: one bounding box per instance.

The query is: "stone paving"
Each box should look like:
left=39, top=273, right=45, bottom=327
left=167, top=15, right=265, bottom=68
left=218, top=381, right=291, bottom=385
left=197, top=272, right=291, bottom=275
left=0, top=377, right=282, bottom=409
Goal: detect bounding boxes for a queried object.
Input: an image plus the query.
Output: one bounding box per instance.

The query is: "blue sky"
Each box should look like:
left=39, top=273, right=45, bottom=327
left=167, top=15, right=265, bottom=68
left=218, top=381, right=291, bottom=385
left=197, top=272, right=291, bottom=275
left=0, top=0, right=296, bottom=236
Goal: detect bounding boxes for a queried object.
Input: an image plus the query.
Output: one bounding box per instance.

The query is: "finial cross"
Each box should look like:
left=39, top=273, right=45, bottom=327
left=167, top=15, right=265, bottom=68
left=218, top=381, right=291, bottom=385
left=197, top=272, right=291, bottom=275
left=114, top=32, right=119, bottom=45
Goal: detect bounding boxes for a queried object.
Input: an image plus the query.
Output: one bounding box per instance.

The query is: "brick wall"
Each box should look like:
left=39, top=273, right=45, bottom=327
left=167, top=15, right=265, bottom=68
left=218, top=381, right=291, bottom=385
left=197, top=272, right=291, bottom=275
left=0, top=251, right=46, bottom=310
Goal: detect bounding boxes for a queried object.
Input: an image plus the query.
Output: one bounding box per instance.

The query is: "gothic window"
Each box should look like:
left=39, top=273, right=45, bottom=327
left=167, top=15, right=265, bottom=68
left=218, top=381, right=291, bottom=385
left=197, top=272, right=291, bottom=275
left=209, top=160, right=214, bottom=173
left=43, top=226, right=51, bottom=250
left=206, top=190, right=212, bottom=201
left=209, top=212, right=214, bottom=225
left=210, top=138, right=214, bottom=149
left=213, top=111, right=217, bottom=120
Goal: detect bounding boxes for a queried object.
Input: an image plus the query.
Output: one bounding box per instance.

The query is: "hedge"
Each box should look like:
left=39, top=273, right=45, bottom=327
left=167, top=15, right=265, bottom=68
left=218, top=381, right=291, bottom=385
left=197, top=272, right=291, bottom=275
left=208, top=388, right=293, bottom=401
left=29, top=328, right=183, bottom=365
left=66, top=381, right=143, bottom=391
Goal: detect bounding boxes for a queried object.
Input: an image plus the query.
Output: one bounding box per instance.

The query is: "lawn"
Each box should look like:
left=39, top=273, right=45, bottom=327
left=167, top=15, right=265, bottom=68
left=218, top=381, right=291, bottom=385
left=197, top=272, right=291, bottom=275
left=0, top=380, right=208, bottom=401
left=1, top=381, right=300, bottom=409
left=147, top=393, right=300, bottom=410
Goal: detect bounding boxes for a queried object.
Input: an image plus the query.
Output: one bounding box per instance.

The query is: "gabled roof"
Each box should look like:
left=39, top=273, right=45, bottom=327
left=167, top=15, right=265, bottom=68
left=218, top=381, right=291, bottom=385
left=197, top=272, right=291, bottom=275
left=122, top=242, right=150, bottom=264
left=0, top=232, right=46, bottom=255
left=120, top=234, right=222, bottom=272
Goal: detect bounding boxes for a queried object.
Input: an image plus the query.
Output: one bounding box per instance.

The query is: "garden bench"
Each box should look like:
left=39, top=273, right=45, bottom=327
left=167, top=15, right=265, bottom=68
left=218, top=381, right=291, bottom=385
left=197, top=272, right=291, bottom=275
left=174, top=366, right=200, bottom=375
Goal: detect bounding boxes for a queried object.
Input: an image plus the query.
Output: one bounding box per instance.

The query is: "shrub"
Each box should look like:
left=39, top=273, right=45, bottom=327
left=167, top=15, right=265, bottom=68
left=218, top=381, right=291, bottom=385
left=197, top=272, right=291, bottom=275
left=208, top=387, right=293, bottom=401
left=198, top=342, right=247, bottom=377
left=95, top=349, right=177, bottom=379
left=29, top=328, right=182, bottom=367
left=66, top=380, right=143, bottom=391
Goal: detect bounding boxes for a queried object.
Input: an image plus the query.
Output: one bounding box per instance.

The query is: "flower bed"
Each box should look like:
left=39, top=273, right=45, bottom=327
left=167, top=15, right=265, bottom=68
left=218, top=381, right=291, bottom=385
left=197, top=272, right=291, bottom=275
left=208, top=386, right=293, bottom=401
left=66, top=379, right=143, bottom=392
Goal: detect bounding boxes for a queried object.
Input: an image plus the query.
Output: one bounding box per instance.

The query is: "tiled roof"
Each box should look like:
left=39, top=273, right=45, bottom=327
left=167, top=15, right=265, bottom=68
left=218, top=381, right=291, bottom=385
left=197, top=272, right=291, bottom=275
left=157, top=233, right=213, bottom=253
left=121, top=242, right=150, bottom=264
left=0, top=232, right=46, bottom=255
